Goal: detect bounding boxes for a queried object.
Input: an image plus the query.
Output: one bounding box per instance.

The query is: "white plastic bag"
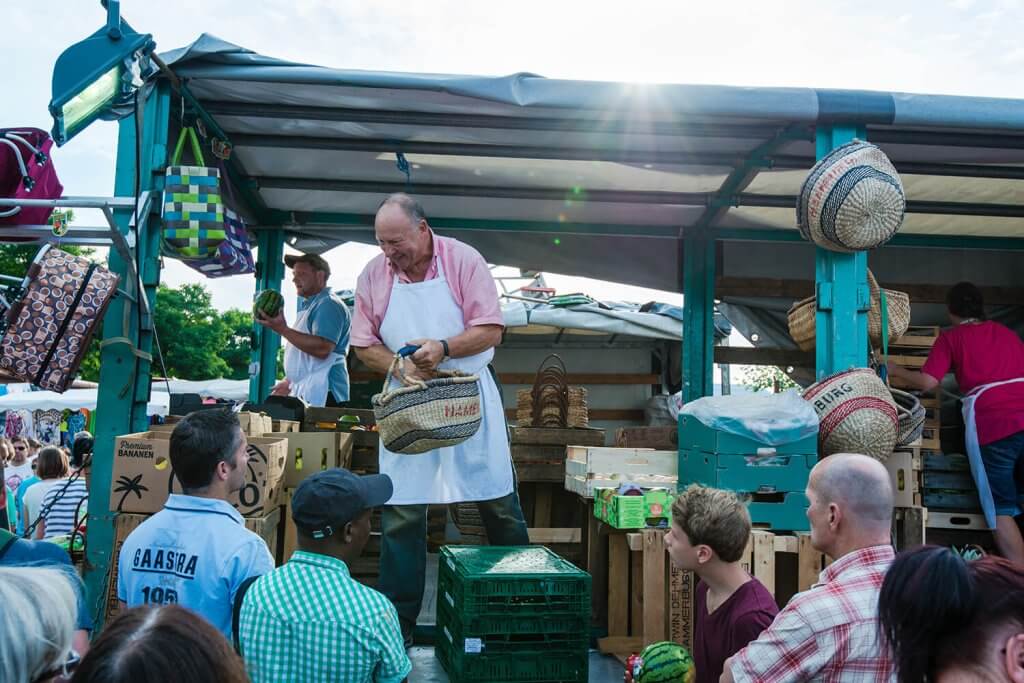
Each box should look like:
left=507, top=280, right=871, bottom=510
left=679, top=390, right=819, bottom=446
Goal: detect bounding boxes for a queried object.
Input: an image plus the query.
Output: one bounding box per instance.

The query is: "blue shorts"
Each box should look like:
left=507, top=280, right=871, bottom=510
left=980, top=430, right=1024, bottom=516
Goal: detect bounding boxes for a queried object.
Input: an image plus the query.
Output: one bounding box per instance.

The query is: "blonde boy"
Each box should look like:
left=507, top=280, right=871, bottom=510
left=664, top=485, right=778, bottom=683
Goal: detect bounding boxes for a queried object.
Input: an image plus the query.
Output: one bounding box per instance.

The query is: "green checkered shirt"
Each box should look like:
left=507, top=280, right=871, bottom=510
left=238, top=550, right=411, bottom=683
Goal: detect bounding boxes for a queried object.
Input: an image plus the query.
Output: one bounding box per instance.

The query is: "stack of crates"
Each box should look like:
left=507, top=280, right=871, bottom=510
left=436, top=545, right=591, bottom=683
left=679, top=415, right=818, bottom=531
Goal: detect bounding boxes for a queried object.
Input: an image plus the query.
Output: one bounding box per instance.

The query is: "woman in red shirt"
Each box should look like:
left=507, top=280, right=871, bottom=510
left=888, top=282, right=1024, bottom=564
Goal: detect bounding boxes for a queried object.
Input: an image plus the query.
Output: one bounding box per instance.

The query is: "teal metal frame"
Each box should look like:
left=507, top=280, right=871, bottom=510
left=814, top=125, right=870, bottom=379
left=84, top=81, right=171, bottom=624
left=249, top=229, right=285, bottom=402
left=681, top=231, right=716, bottom=402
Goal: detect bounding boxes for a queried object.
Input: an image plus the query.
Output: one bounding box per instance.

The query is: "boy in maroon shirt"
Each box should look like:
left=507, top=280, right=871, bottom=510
left=664, top=485, right=778, bottom=683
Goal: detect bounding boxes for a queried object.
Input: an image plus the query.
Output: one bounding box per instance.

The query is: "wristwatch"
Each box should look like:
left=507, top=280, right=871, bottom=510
left=440, top=339, right=450, bottom=359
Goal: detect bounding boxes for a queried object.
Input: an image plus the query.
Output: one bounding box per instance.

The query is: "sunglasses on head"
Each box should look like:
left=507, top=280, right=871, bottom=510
left=32, top=650, right=79, bottom=682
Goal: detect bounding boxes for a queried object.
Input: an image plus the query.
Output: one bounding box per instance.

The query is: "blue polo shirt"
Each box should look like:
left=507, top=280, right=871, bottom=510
left=117, top=494, right=274, bottom=638
left=298, top=288, right=351, bottom=403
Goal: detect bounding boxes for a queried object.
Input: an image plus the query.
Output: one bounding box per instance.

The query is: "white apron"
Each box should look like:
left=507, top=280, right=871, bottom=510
left=283, top=305, right=343, bottom=408
left=962, top=376, right=1024, bottom=529
left=377, top=261, right=514, bottom=505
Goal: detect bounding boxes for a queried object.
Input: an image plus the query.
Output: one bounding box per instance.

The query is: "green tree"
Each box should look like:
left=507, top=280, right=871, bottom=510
left=219, top=308, right=255, bottom=380
left=738, top=365, right=799, bottom=393
left=152, top=283, right=232, bottom=380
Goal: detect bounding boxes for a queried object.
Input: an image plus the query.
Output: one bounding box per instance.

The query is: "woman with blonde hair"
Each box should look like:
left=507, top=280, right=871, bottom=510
left=0, top=565, right=80, bottom=682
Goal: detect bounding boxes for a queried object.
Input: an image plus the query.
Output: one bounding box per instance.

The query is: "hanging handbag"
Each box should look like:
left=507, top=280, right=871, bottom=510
left=182, top=160, right=255, bottom=278
left=161, top=127, right=226, bottom=259
left=0, top=128, right=64, bottom=230
left=0, top=245, right=120, bottom=393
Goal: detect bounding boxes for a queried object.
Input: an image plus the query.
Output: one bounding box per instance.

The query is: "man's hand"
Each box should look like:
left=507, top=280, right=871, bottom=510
left=255, top=309, right=288, bottom=335
left=395, top=358, right=434, bottom=384
left=407, top=339, right=445, bottom=372
left=270, top=378, right=291, bottom=396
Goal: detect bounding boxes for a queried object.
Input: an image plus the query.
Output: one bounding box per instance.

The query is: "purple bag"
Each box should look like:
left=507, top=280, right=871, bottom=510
left=0, top=128, right=63, bottom=229
left=182, top=158, right=255, bottom=278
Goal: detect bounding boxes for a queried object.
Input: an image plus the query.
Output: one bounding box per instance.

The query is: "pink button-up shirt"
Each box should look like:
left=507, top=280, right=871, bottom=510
left=350, top=232, right=505, bottom=348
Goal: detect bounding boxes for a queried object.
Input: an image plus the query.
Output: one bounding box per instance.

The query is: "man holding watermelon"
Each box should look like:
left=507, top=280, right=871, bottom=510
left=255, top=253, right=351, bottom=407
left=351, top=193, right=529, bottom=646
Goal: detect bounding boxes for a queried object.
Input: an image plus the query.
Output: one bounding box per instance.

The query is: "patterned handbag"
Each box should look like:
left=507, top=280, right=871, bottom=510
left=182, top=160, right=255, bottom=278
left=161, top=127, right=225, bottom=259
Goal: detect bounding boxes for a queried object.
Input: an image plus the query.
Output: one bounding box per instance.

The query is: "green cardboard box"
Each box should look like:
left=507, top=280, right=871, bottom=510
left=593, top=488, right=675, bottom=529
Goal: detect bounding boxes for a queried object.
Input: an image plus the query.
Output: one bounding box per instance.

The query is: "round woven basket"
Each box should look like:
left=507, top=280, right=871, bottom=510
left=797, top=140, right=905, bottom=253
left=786, top=270, right=910, bottom=351
left=803, top=368, right=899, bottom=461
left=372, top=356, right=482, bottom=455
left=890, top=388, right=926, bottom=447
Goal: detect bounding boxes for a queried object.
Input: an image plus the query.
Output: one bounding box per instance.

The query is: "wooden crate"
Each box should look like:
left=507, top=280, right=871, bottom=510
left=927, top=510, right=989, bottom=531
left=893, top=507, right=927, bottom=549
left=596, top=528, right=828, bottom=660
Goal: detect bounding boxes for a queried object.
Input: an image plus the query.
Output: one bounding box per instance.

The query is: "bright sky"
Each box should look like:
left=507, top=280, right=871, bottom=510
left=7, top=0, right=1024, bottom=312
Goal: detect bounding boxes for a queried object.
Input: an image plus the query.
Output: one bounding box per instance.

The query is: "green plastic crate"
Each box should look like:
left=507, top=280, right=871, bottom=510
left=436, top=588, right=589, bottom=635
left=748, top=492, right=810, bottom=531
left=679, top=415, right=818, bottom=455
left=437, top=601, right=588, bottom=651
left=436, top=635, right=588, bottom=683
left=680, top=449, right=815, bottom=494
left=439, top=546, right=591, bottom=618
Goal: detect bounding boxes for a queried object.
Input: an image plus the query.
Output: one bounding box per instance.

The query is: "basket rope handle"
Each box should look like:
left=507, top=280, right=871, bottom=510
left=380, top=353, right=469, bottom=398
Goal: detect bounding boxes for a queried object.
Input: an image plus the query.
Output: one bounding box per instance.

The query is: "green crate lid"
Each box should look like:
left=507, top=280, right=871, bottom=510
left=442, top=545, right=587, bottom=578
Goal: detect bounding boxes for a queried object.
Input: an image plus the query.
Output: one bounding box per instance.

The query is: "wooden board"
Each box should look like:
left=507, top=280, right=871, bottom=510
left=608, top=534, right=630, bottom=637
left=614, top=426, right=678, bottom=450
left=527, top=527, right=581, bottom=543
left=893, top=507, right=927, bottom=550
left=509, top=426, right=606, bottom=447
left=508, top=408, right=645, bottom=422
left=642, top=529, right=667, bottom=645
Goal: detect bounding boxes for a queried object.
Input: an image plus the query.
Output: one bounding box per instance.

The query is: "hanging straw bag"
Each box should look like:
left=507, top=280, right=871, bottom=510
left=802, top=368, right=899, bottom=461
left=890, top=388, right=926, bottom=447
left=797, top=139, right=905, bottom=253
left=0, top=128, right=64, bottom=231
left=787, top=270, right=910, bottom=351
left=372, top=353, right=482, bottom=455
left=161, top=127, right=226, bottom=259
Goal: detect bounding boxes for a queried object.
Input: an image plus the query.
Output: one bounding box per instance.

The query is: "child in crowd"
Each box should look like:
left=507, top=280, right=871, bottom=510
left=664, top=484, right=779, bottom=683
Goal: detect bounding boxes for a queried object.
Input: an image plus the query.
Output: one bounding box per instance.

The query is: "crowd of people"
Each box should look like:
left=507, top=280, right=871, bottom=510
left=0, top=194, right=1021, bottom=682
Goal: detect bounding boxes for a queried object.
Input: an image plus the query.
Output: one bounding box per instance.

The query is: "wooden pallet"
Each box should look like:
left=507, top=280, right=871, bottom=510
left=890, top=326, right=940, bottom=349
left=597, top=528, right=828, bottom=660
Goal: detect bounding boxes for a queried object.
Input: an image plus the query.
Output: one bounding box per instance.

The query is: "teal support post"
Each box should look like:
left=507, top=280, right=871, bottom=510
left=84, top=82, right=171, bottom=625
left=249, top=228, right=285, bottom=402
left=682, top=230, right=716, bottom=402
left=814, top=125, right=870, bottom=380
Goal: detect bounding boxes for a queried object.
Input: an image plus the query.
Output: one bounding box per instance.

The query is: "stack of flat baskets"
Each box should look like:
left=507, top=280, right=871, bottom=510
left=788, top=270, right=911, bottom=352
left=515, top=354, right=588, bottom=428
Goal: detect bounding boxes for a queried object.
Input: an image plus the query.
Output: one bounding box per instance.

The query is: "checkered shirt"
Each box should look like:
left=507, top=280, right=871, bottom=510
left=730, top=545, right=896, bottom=683
left=238, top=550, right=411, bottom=683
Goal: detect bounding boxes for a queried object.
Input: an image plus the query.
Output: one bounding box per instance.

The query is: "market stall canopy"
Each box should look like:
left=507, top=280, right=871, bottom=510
left=161, top=35, right=1024, bottom=297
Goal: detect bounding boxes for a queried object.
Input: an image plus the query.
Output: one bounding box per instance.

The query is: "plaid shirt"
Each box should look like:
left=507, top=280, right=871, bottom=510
left=730, top=545, right=896, bottom=683
left=238, top=551, right=411, bottom=683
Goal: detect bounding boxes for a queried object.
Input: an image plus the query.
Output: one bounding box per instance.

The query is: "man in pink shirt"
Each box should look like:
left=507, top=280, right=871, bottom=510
left=888, top=282, right=1024, bottom=564
left=352, top=193, right=529, bottom=646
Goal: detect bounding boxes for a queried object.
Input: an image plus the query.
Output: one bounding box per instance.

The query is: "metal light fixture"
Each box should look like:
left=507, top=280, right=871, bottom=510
left=48, top=0, right=156, bottom=146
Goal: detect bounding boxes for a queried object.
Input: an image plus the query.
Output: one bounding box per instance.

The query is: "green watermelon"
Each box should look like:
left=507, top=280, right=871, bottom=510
left=636, top=641, right=696, bottom=683
left=254, top=289, right=284, bottom=318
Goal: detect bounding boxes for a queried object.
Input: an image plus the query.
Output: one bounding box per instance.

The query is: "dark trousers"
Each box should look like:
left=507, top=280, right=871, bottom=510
left=378, top=489, right=529, bottom=631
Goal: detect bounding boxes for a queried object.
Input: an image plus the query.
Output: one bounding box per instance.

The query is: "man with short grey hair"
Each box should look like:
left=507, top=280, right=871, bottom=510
left=351, top=193, right=529, bottom=646
left=722, top=454, right=897, bottom=682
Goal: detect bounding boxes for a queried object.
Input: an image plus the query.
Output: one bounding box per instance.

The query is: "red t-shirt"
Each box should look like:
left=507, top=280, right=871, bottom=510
left=921, top=321, right=1024, bottom=445
left=694, top=578, right=778, bottom=683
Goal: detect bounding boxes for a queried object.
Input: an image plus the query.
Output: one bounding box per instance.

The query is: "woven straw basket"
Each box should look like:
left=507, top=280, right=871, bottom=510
left=891, top=388, right=926, bottom=447
left=797, top=139, right=905, bottom=253
left=372, top=355, right=482, bottom=455
left=787, top=271, right=910, bottom=352
left=803, top=368, right=899, bottom=461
